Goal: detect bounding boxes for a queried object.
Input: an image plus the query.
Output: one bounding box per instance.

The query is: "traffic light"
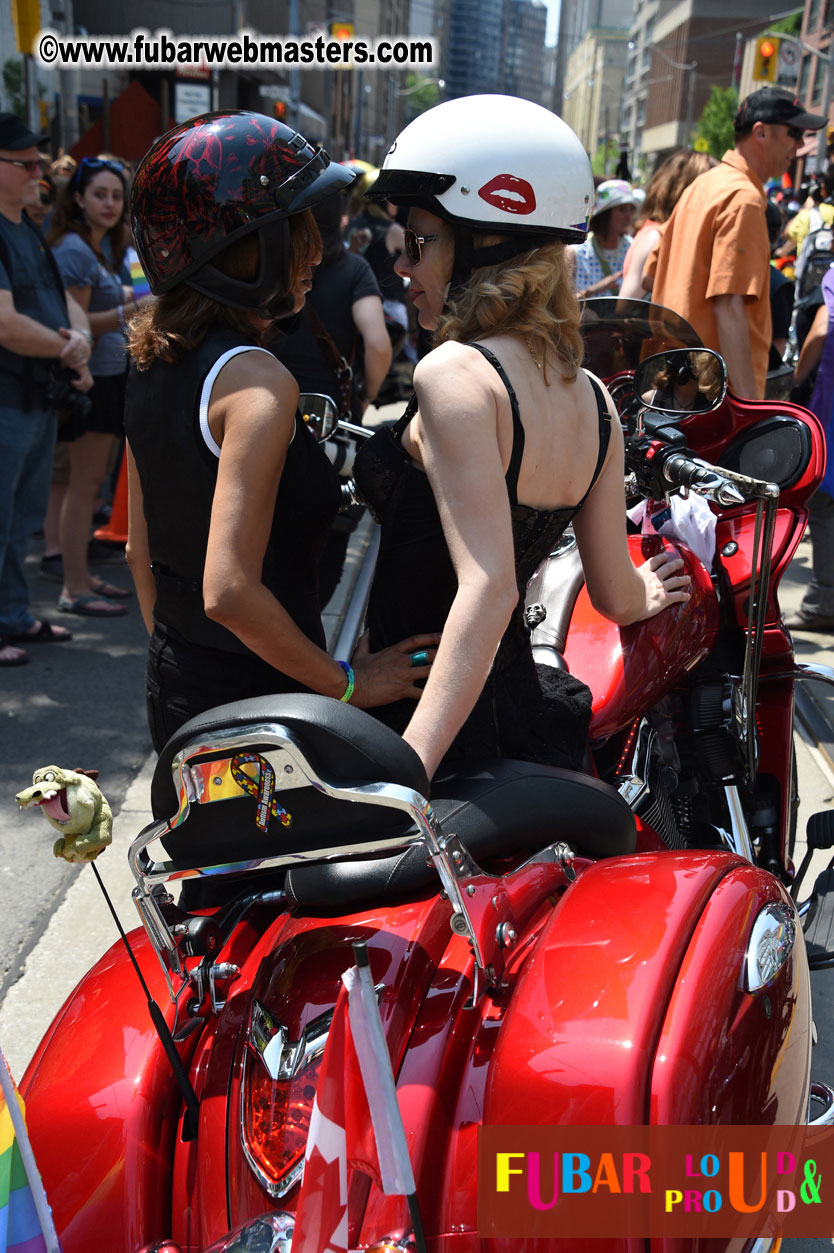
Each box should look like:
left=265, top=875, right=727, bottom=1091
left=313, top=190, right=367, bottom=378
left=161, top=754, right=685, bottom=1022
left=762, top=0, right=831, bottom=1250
left=754, top=35, right=780, bottom=84
left=274, top=100, right=287, bottom=121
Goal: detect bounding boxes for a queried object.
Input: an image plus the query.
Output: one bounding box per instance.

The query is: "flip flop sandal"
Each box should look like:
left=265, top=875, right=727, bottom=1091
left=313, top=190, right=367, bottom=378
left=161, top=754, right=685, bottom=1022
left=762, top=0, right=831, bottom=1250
left=91, top=578, right=132, bottom=600
left=57, top=595, right=127, bottom=618
left=4, top=618, right=72, bottom=643
left=0, top=640, right=28, bottom=666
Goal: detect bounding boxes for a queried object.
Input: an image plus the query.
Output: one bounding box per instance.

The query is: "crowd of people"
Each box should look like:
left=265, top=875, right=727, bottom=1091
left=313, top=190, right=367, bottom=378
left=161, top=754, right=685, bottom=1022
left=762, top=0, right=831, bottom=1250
left=1, top=81, right=833, bottom=789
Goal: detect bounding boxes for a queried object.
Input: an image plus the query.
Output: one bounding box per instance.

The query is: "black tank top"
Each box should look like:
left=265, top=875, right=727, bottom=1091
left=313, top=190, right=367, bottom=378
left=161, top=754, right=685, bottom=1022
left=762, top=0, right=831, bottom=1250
left=354, top=343, right=611, bottom=766
left=125, top=326, right=341, bottom=657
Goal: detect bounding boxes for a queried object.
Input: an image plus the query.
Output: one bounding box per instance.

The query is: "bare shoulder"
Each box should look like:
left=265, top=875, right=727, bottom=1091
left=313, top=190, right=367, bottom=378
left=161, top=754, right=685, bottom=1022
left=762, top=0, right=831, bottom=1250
left=414, top=340, right=504, bottom=401
left=214, top=347, right=297, bottom=398
left=578, top=368, right=618, bottom=420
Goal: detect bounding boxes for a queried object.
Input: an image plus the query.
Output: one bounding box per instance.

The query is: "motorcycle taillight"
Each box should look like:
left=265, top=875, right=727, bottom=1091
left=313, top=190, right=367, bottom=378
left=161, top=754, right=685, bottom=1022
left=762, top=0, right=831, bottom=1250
left=240, top=1000, right=334, bottom=1197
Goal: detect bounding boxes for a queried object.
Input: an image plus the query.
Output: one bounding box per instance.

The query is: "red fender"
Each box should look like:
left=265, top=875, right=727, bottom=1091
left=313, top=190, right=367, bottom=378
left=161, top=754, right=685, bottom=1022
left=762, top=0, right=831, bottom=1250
left=651, top=863, right=811, bottom=1126
left=20, top=931, right=187, bottom=1251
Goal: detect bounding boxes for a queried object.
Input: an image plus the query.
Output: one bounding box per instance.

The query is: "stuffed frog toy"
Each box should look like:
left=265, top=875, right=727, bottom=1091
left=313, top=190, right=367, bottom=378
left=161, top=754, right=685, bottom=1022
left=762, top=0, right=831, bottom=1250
left=16, top=766, right=112, bottom=863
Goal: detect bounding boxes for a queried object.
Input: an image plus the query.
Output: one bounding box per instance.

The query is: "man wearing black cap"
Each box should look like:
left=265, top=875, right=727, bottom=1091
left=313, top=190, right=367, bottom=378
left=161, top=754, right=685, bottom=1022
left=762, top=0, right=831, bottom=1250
left=648, top=87, right=826, bottom=400
left=0, top=113, right=93, bottom=666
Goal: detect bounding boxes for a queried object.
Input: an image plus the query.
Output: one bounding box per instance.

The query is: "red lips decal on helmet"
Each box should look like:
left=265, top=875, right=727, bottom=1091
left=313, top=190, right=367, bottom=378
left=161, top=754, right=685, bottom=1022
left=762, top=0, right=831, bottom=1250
left=477, top=174, right=537, bottom=215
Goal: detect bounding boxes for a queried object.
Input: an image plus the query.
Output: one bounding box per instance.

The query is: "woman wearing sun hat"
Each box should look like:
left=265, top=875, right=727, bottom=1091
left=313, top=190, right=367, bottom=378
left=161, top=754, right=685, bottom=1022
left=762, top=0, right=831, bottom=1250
left=568, top=178, right=637, bottom=300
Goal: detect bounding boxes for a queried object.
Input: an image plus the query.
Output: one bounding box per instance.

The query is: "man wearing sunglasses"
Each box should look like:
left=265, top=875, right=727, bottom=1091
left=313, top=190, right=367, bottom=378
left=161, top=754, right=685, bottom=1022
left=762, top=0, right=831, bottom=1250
left=647, top=87, right=826, bottom=401
left=0, top=113, right=93, bottom=665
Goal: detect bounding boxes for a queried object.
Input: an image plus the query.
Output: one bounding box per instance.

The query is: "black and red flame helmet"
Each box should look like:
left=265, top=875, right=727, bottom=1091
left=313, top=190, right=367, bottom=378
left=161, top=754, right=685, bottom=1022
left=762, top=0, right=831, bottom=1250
left=130, top=110, right=354, bottom=311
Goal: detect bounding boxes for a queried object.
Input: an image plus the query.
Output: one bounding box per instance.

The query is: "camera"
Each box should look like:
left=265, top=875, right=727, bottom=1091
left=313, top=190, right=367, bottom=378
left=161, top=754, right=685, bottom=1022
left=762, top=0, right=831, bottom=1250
left=46, top=366, right=93, bottom=437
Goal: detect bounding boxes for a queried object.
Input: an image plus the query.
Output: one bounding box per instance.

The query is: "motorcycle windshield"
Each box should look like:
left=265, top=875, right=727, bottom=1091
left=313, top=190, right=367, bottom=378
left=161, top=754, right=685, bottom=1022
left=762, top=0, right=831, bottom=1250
left=581, top=298, right=705, bottom=377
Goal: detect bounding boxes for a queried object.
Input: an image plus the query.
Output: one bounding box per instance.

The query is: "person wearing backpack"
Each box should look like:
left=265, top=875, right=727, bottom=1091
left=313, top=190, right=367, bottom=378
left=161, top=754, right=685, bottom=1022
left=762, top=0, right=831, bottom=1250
left=790, top=176, right=834, bottom=356
left=0, top=114, right=92, bottom=666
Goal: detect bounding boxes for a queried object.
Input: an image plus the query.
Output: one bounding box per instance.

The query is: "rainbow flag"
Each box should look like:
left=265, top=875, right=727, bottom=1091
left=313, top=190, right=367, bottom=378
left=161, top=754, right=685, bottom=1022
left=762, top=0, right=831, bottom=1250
left=0, top=1054, right=60, bottom=1253
left=127, top=248, right=151, bottom=300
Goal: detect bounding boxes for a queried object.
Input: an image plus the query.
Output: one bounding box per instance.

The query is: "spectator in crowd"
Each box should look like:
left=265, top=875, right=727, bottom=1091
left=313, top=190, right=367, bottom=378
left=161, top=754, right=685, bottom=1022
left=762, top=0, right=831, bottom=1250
left=569, top=179, right=636, bottom=299
left=619, top=149, right=715, bottom=301
left=647, top=88, right=826, bottom=399
left=765, top=199, right=794, bottom=368
left=47, top=156, right=145, bottom=617
left=783, top=266, right=834, bottom=632
left=22, top=174, right=56, bottom=231
left=778, top=172, right=834, bottom=257
left=0, top=113, right=92, bottom=666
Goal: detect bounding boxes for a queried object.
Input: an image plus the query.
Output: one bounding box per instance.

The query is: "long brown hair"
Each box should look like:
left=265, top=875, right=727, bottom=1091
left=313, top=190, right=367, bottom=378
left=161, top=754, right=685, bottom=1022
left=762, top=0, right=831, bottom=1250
left=436, top=237, right=583, bottom=382
left=47, top=157, right=129, bottom=272
left=129, top=211, right=321, bottom=369
left=636, top=149, right=716, bottom=228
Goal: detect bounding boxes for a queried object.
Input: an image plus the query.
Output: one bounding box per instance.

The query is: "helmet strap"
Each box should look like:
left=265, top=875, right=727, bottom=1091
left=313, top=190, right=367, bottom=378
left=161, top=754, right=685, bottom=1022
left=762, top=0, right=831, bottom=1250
left=185, top=219, right=293, bottom=317
left=448, top=226, right=558, bottom=296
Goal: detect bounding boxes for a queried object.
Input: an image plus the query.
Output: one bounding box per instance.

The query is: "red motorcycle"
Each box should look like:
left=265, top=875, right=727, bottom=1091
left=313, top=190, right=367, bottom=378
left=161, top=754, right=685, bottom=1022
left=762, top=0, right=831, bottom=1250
left=19, top=300, right=834, bottom=1252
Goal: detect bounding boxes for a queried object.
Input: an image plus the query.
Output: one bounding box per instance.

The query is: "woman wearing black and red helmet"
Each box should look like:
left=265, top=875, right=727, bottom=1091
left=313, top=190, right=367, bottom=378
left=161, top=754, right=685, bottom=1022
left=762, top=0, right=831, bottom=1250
left=354, top=95, right=690, bottom=781
left=125, top=111, right=436, bottom=751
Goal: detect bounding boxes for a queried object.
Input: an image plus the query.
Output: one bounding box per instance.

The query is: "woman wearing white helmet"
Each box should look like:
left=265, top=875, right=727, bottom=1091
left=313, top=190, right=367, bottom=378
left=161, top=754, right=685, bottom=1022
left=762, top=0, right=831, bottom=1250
left=354, top=95, right=689, bottom=780
left=569, top=178, right=637, bottom=300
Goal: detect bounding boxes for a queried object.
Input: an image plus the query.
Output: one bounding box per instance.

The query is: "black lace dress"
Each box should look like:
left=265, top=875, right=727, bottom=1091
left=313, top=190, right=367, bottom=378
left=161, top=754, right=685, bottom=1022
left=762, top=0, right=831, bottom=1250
left=354, top=343, right=611, bottom=770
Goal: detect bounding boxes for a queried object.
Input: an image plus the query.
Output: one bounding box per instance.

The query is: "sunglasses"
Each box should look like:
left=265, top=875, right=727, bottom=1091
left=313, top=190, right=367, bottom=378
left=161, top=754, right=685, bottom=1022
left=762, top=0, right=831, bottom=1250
left=403, top=227, right=439, bottom=265
left=786, top=125, right=805, bottom=142
left=0, top=156, right=44, bottom=175
left=73, top=156, right=125, bottom=187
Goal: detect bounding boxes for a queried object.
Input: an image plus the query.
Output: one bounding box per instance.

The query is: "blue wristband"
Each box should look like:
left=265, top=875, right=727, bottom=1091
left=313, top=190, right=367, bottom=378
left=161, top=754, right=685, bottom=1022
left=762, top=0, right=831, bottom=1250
left=337, top=660, right=354, bottom=703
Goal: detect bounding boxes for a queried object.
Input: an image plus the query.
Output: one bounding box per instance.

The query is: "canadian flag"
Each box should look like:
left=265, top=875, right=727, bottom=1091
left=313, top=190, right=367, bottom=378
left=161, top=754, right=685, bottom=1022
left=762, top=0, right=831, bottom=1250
left=291, top=949, right=417, bottom=1253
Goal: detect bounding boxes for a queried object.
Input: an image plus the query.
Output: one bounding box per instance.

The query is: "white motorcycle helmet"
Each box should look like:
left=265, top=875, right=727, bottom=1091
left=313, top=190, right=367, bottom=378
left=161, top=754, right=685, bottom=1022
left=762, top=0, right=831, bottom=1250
left=369, top=94, right=593, bottom=288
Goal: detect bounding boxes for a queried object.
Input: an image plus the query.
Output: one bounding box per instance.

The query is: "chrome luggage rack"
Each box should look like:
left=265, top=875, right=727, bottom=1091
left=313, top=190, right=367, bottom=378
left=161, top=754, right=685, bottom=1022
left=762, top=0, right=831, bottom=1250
left=129, top=718, right=575, bottom=1006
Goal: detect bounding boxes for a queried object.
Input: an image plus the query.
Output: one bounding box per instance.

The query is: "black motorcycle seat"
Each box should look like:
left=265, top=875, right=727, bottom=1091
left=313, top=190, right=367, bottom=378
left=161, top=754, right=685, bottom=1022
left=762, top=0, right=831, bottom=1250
left=287, top=757, right=636, bottom=911
left=149, top=695, right=635, bottom=898
left=152, top=694, right=430, bottom=870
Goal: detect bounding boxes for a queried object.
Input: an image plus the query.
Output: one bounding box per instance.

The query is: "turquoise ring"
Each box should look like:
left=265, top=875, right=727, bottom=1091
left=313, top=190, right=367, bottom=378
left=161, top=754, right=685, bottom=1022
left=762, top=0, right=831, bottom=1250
left=409, top=650, right=429, bottom=668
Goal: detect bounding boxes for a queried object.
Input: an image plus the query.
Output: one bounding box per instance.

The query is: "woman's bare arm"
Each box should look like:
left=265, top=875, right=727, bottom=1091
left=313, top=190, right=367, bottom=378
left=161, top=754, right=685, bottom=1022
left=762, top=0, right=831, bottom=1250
left=202, top=351, right=436, bottom=708
left=125, top=440, right=156, bottom=634
left=398, top=344, right=520, bottom=777
left=572, top=376, right=691, bottom=623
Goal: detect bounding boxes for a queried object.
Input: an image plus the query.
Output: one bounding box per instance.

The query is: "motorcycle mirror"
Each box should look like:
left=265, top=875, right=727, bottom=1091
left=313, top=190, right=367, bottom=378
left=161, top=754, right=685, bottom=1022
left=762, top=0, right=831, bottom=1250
left=634, top=349, right=728, bottom=417
left=298, top=392, right=339, bottom=442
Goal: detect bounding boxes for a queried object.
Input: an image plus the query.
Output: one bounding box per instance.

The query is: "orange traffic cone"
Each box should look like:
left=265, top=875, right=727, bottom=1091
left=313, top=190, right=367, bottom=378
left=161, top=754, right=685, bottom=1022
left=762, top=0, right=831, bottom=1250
left=93, top=453, right=128, bottom=545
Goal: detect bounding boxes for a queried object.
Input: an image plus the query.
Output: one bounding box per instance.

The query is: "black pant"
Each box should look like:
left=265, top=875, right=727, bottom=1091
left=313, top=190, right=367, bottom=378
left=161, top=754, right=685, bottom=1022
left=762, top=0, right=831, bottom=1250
left=146, top=626, right=305, bottom=753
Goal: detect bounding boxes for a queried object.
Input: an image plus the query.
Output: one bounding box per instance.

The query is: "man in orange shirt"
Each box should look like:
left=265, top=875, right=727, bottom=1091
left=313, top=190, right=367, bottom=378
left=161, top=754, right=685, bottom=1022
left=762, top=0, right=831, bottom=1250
left=648, top=88, right=825, bottom=399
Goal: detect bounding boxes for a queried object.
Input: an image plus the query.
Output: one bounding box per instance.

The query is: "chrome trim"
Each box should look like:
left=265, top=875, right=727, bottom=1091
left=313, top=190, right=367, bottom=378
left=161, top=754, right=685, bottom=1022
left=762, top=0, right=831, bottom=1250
left=724, top=784, right=755, bottom=862
left=248, top=1002, right=334, bottom=1083
left=795, top=660, right=834, bottom=690
left=240, top=1002, right=337, bottom=1199
left=616, top=720, right=653, bottom=809
left=746, top=1239, right=780, bottom=1253
left=745, top=903, right=796, bottom=992
left=203, top=1211, right=295, bottom=1253
left=128, top=718, right=533, bottom=1002
left=808, top=1081, right=834, bottom=1126
left=333, top=524, right=380, bottom=662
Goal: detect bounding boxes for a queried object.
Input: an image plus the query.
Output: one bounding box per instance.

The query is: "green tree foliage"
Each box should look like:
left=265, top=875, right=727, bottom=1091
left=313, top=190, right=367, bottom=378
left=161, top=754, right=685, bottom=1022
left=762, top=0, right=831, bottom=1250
left=695, top=86, right=738, bottom=159
left=769, top=9, right=803, bottom=36
left=403, top=73, right=442, bottom=123
left=2, top=59, right=25, bottom=119
left=591, top=137, right=620, bottom=177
